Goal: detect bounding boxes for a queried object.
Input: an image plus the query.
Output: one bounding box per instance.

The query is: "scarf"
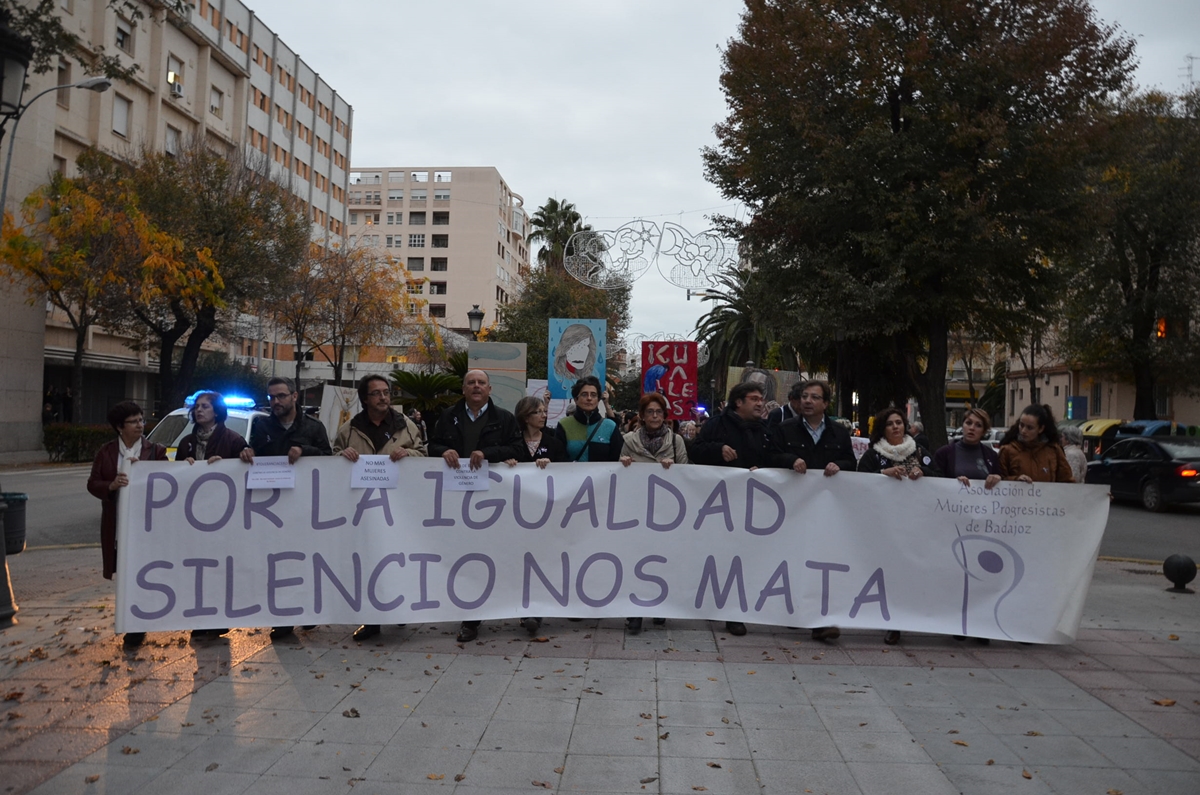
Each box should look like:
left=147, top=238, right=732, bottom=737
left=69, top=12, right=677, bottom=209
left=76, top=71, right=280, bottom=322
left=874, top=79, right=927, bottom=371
left=638, top=424, right=669, bottom=456
left=868, top=439, right=921, bottom=475
left=193, top=424, right=215, bottom=460
left=117, top=436, right=140, bottom=476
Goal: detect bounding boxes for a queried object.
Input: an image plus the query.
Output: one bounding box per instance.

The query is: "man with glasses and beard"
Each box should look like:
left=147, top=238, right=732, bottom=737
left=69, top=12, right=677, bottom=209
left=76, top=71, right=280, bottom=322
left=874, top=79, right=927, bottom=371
left=334, top=374, right=427, bottom=642
left=240, top=376, right=332, bottom=640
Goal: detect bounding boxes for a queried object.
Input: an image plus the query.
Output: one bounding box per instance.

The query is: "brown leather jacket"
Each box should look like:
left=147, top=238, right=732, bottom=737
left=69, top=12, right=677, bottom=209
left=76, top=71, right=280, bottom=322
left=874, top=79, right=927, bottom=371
left=998, top=439, right=1075, bottom=483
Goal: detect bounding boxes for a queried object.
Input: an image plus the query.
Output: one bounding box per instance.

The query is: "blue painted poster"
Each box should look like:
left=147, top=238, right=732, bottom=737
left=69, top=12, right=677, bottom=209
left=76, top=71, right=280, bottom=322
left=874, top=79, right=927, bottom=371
left=547, top=318, right=606, bottom=399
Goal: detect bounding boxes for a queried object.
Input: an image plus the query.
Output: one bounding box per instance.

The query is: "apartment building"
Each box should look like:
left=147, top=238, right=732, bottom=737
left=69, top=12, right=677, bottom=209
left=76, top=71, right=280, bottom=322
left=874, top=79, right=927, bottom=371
left=0, top=0, right=352, bottom=450
left=344, top=166, right=529, bottom=338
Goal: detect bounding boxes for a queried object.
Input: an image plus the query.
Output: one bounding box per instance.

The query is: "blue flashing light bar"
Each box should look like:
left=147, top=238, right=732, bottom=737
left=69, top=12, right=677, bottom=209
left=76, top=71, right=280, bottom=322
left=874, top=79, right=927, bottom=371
left=184, top=391, right=256, bottom=409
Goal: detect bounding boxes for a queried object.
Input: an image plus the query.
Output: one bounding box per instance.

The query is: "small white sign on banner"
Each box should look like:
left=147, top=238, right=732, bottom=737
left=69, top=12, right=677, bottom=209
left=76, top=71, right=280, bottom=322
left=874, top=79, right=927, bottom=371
left=350, top=455, right=399, bottom=489
left=246, top=456, right=295, bottom=489
left=443, top=460, right=490, bottom=491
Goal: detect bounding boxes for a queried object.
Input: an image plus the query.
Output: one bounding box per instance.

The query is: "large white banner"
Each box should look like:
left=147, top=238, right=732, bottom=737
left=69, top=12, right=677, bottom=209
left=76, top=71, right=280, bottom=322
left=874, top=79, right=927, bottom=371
left=115, top=460, right=1110, bottom=644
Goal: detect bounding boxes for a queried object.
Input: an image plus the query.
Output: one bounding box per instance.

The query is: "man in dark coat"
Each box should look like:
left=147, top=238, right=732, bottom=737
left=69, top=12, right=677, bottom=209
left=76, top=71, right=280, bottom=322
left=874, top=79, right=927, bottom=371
left=766, top=381, right=804, bottom=429
left=689, top=381, right=790, bottom=636
left=428, top=369, right=522, bottom=642
left=774, top=380, right=857, bottom=642
left=240, top=377, right=331, bottom=640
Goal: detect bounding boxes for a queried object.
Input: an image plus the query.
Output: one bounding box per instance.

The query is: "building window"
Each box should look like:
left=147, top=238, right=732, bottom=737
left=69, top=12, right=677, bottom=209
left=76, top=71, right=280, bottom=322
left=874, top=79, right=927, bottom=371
left=430, top=281, right=447, bottom=295
left=409, top=234, right=425, bottom=248
left=407, top=257, right=425, bottom=271
left=112, top=94, right=131, bottom=137
left=434, top=189, right=450, bottom=201
left=56, top=59, right=71, bottom=108
left=431, top=257, right=448, bottom=272
left=115, top=18, right=134, bottom=54
left=165, top=125, right=181, bottom=156
left=432, top=212, right=449, bottom=225
left=434, top=171, right=451, bottom=182
left=210, top=86, right=224, bottom=118
left=1091, top=382, right=1102, bottom=414
left=389, top=171, right=405, bottom=183
left=1053, top=385, right=1060, bottom=397
left=429, top=304, right=446, bottom=318
left=412, top=171, right=428, bottom=182
left=407, top=282, right=424, bottom=294
left=388, top=189, right=403, bottom=201
left=349, top=212, right=358, bottom=225
left=53, top=155, right=67, bottom=175
left=61, top=0, right=74, bottom=13
left=385, top=236, right=393, bottom=247
left=432, top=235, right=448, bottom=248
left=409, top=212, right=426, bottom=226
left=411, top=189, right=427, bottom=202
left=1155, top=385, right=1169, bottom=418
left=167, top=54, right=184, bottom=90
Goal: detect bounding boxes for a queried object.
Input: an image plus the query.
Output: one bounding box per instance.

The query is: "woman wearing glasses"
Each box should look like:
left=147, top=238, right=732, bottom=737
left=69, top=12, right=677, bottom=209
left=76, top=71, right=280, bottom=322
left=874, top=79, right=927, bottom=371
left=619, top=392, right=688, bottom=634
left=87, top=401, right=168, bottom=649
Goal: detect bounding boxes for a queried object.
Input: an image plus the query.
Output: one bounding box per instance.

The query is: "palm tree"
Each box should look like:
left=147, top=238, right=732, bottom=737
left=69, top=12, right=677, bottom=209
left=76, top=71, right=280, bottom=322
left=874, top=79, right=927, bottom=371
left=390, top=370, right=463, bottom=414
left=528, top=197, right=590, bottom=273
left=694, top=268, right=776, bottom=385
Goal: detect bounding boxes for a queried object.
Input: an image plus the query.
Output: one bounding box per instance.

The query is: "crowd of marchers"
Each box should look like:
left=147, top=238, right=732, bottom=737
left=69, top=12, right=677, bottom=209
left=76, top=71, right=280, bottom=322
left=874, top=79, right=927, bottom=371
left=87, top=371, right=1081, bottom=651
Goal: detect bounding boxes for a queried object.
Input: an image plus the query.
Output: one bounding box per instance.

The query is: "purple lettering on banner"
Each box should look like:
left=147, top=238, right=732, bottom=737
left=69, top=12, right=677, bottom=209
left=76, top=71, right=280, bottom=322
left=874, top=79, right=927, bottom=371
left=224, top=556, right=261, bottom=618
left=745, top=479, right=785, bottom=536
left=463, top=471, right=506, bottom=529
left=144, top=472, right=178, bottom=533
left=422, top=471, right=454, bottom=527
left=849, top=568, right=890, bottom=620
left=630, top=555, right=669, bottom=608
left=446, top=553, right=495, bottom=610
left=130, top=561, right=175, bottom=620
left=311, top=469, right=347, bottom=530
left=313, top=552, right=363, bottom=612
left=560, top=476, right=599, bottom=529
left=181, top=558, right=219, bottom=617
left=409, top=553, right=442, bottom=610
left=523, top=551, right=570, bottom=609
left=693, top=481, right=734, bottom=532
left=646, top=474, right=685, bottom=532
left=184, top=473, right=237, bottom=532
left=352, top=489, right=394, bottom=527
left=605, top=474, right=638, bottom=530
left=694, top=556, right=748, bottom=612
left=267, top=551, right=306, bottom=617
left=575, top=553, right=622, bottom=607
left=513, top=474, right=554, bottom=529
left=755, top=560, right=794, bottom=613
left=243, top=473, right=282, bottom=529
left=367, top=553, right=406, bottom=611
left=805, top=560, right=851, bottom=617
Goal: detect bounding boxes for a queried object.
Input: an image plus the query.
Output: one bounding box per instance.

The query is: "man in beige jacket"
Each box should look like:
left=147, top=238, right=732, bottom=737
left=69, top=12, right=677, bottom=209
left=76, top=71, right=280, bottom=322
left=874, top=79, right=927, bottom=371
left=334, top=373, right=427, bottom=641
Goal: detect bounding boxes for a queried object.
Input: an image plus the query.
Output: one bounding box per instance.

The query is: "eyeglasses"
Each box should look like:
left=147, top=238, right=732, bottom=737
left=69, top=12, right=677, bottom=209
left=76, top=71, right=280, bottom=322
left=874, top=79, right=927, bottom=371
left=643, top=409, right=664, bottom=416
left=266, top=393, right=291, bottom=402
left=123, top=417, right=145, bottom=426
left=366, top=390, right=390, bottom=398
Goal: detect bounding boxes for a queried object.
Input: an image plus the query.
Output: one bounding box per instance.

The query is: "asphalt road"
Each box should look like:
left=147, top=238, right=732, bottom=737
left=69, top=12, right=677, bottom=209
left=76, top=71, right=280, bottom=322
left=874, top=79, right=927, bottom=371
left=1, top=464, right=1196, bottom=563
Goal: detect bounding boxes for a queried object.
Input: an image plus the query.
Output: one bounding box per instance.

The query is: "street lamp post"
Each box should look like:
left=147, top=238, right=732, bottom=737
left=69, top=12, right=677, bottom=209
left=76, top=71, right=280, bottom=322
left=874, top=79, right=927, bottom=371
left=467, top=304, right=485, bottom=341
left=0, top=75, right=112, bottom=214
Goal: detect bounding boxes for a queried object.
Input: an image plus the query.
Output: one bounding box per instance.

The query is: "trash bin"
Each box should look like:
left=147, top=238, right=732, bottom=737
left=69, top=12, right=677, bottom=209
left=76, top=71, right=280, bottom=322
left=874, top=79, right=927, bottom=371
left=1, top=493, right=27, bottom=556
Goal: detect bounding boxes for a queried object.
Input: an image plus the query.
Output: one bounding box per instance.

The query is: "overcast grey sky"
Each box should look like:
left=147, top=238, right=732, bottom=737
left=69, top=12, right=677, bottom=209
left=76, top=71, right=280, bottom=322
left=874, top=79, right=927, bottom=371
left=252, top=0, right=1198, bottom=343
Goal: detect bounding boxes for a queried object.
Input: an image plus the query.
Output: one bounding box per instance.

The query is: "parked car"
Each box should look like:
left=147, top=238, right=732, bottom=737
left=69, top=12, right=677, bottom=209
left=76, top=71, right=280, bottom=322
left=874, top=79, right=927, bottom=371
left=1113, top=420, right=1196, bottom=440
left=145, top=394, right=267, bottom=459
left=1085, top=437, right=1200, bottom=512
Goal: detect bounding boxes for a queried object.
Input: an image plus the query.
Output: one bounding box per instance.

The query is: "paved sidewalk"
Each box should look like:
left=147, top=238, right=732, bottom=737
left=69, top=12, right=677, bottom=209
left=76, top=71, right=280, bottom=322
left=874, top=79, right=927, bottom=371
left=1, top=548, right=1197, bottom=795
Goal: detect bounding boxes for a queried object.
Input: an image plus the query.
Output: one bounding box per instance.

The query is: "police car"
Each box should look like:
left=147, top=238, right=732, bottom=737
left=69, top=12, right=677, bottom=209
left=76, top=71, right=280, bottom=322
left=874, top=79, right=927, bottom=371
left=145, top=393, right=267, bottom=459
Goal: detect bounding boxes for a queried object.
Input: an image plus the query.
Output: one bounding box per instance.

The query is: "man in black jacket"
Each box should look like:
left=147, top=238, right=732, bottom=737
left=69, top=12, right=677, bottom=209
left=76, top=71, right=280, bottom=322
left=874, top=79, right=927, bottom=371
left=690, top=381, right=789, bottom=636
left=428, top=370, right=522, bottom=642
left=240, top=376, right=332, bottom=641
left=766, top=381, right=804, bottom=429
left=774, top=380, right=857, bottom=642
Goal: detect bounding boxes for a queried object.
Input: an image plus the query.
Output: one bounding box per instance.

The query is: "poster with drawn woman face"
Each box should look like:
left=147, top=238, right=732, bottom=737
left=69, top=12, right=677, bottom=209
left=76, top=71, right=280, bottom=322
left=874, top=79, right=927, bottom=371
left=548, top=318, right=606, bottom=399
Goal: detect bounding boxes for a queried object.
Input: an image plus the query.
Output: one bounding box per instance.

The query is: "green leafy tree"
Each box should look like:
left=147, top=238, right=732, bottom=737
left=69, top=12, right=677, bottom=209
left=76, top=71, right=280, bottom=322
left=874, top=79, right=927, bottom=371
left=703, top=0, right=1135, bottom=450
left=1060, top=90, right=1200, bottom=417
left=390, top=370, right=462, bottom=414
left=527, top=197, right=588, bottom=273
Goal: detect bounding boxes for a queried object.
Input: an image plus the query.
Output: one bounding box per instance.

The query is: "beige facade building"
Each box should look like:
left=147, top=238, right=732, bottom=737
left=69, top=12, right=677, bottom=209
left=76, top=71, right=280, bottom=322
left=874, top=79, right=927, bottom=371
left=344, top=166, right=529, bottom=337
left=1, top=0, right=352, bottom=454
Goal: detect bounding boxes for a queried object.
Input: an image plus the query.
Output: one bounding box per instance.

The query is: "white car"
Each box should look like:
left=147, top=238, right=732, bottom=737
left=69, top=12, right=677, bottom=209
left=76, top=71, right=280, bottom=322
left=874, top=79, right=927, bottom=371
left=146, top=394, right=267, bottom=459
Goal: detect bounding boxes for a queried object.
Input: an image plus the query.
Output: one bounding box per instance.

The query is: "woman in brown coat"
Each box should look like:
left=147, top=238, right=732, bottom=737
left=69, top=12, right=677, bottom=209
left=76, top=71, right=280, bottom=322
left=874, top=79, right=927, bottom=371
left=87, top=401, right=168, bottom=648
left=176, top=391, right=249, bottom=463
left=998, top=404, right=1075, bottom=484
